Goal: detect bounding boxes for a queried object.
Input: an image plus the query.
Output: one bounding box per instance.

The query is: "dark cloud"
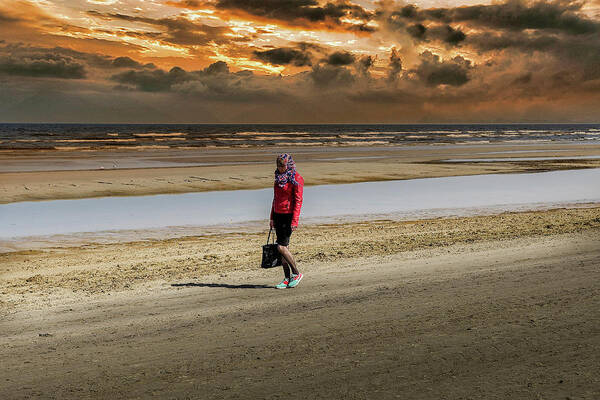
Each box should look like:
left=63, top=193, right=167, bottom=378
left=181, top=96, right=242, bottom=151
left=309, top=64, right=354, bottom=87
left=346, top=23, right=377, bottom=33
left=57, top=48, right=156, bottom=71
left=413, top=51, right=470, bottom=87
left=466, top=30, right=600, bottom=79
left=467, top=30, right=560, bottom=52
left=451, top=0, right=598, bottom=34
left=399, top=5, right=419, bottom=19
left=0, top=45, right=86, bottom=79
left=109, top=61, right=286, bottom=102
left=391, top=0, right=600, bottom=35
left=0, top=43, right=158, bottom=77
left=111, top=66, right=189, bottom=91
left=375, top=1, right=600, bottom=89
left=326, top=51, right=355, bottom=66
left=111, top=56, right=154, bottom=69
left=377, top=0, right=600, bottom=72
left=440, top=25, right=466, bottom=45
left=387, top=48, right=402, bottom=82
left=406, top=23, right=427, bottom=39
left=406, top=23, right=466, bottom=45
left=87, top=11, right=237, bottom=46
left=356, top=55, right=374, bottom=77
left=213, top=0, right=373, bottom=31
left=204, top=60, right=229, bottom=75
left=253, top=47, right=312, bottom=66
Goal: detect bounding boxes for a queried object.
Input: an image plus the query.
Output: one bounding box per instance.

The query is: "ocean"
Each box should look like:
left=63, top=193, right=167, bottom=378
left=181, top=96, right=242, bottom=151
left=1, top=123, right=599, bottom=150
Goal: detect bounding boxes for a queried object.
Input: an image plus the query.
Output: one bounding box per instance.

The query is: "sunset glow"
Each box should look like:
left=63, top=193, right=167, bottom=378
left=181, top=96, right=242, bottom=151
left=1, top=0, right=599, bottom=122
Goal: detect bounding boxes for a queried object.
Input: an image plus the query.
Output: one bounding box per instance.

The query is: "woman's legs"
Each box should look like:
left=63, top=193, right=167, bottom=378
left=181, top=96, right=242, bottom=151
left=282, top=259, right=291, bottom=279
left=278, top=245, right=299, bottom=276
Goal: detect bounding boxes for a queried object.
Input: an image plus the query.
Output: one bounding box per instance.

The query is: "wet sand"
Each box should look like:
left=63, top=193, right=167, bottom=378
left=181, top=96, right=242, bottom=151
left=2, top=142, right=600, bottom=203
left=1, top=207, right=599, bottom=399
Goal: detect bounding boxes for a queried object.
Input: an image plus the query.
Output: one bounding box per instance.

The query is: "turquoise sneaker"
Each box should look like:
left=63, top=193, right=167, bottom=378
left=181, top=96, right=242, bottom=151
left=287, top=273, right=303, bottom=288
left=275, top=278, right=289, bottom=289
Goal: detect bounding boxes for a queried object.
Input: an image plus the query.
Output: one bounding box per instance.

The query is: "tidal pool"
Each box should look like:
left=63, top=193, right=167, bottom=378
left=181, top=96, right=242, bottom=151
left=1, top=168, right=599, bottom=244
left=443, top=155, right=600, bottom=162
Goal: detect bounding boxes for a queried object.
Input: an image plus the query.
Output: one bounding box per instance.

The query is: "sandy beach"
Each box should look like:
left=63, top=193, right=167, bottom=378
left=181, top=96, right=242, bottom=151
left=2, top=142, right=600, bottom=203
left=2, top=142, right=600, bottom=399
left=1, top=207, right=599, bottom=398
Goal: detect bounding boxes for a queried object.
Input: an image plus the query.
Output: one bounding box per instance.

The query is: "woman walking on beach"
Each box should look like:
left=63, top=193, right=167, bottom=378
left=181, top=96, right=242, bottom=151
left=270, top=153, right=304, bottom=289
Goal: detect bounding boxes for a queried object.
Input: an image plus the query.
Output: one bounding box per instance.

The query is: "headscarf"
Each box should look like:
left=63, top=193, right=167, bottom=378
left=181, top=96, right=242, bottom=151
left=274, top=153, right=299, bottom=187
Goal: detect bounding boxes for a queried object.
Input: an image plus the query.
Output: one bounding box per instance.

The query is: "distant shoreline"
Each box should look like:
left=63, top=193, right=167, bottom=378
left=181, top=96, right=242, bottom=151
left=2, top=141, right=600, bottom=204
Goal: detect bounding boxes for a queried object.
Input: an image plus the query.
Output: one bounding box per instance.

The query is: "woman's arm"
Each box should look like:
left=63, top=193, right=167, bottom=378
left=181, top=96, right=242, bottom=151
left=270, top=191, right=275, bottom=227
left=291, top=175, right=304, bottom=228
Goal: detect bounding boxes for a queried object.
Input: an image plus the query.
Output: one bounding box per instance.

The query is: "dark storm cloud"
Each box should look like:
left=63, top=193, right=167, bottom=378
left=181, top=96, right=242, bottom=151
left=87, top=11, right=237, bottom=46
left=111, top=66, right=192, bottom=91
left=345, top=23, right=377, bottom=33
left=466, top=30, right=600, bottom=79
left=204, top=60, right=229, bottom=75
left=449, top=0, right=598, bottom=34
left=374, top=1, right=600, bottom=87
left=253, top=47, right=312, bottom=66
left=213, top=0, right=373, bottom=31
left=61, top=49, right=155, bottom=70
left=0, top=54, right=86, bottom=79
left=376, top=0, right=600, bottom=71
left=466, top=30, right=559, bottom=52
left=413, top=51, right=470, bottom=87
left=109, top=61, right=287, bottom=102
left=0, top=44, right=87, bottom=79
left=387, top=48, right=402, bottom=82
left=437, top=25, right=466, bottom=45
left=406, top=23, right=427, bottom=39
left=356, top=55, right=374, bottom=77
left=309, top=64, right=354, bottom=87
left=325, top=51, right=355, bottom=66
left=406, top=24, right=466, bottom=45
left=0, top=43, right=157, bottom=75
left=111, top=56, right=153, bottom=69
left=390, top=0, right=600, bottom=35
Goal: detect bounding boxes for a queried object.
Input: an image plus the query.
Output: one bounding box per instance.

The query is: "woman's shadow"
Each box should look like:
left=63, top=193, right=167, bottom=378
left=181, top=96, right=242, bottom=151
left=172, top=282, right=273, bottom=289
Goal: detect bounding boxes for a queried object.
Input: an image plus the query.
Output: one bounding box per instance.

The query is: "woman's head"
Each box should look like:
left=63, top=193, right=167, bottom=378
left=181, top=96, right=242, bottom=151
left=274, top=153, right=298, bottom=187
left=276, top=153, right=294, bottom=171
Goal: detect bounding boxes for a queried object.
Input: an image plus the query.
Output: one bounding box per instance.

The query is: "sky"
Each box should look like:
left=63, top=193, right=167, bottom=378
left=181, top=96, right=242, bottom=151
left=0, top=0, right=599, bottom=123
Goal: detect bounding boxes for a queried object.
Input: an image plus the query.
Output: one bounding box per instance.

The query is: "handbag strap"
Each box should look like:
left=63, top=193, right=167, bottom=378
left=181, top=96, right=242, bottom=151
left=266, top=227, right=275, bottom=245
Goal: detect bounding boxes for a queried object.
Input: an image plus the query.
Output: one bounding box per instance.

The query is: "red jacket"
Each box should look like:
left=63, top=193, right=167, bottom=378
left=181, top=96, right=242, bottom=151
left=270, top=173, right=304, bottom=227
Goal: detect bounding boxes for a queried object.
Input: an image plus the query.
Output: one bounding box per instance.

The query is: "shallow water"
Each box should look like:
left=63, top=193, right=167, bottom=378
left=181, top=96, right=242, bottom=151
left=1, top=169, right=599, bottom=244
left=3, top=123, right=600, bottom=151
left=443, top=155, right=600, bottom=162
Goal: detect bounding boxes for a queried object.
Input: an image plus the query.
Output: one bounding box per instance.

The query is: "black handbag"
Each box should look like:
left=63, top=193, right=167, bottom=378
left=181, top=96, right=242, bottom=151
left=261, top=228, right=282, bottom=268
